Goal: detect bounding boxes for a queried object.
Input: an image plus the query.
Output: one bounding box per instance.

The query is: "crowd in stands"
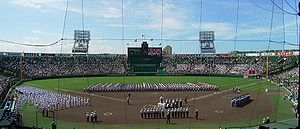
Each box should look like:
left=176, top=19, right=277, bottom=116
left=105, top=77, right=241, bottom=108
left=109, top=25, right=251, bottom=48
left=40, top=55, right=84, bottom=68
left=0, top=78, right=10, bottom=98
left=0, top=75, right=5, bottom=79
left=162, top=55, right=297, bottom=75
left=270, top=67, right=299, bottom=102
left=15, top=86, right=90, bottom=112
left=86, top=83, right=218, bottom=92
left=0, top=54, right=298, bottom=104
left=0, top=55, right=126, bottom=78
left=0, top=54, right=297, bottom=78
left=0, top=77, right=18, bottom=105
left=2, top=100, right=19, bottom=126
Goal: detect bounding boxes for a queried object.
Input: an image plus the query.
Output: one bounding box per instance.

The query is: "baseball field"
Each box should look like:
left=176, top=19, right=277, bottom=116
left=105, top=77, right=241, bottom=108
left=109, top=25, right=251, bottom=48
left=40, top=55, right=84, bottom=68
left=17, top=76, right=296, bottom=129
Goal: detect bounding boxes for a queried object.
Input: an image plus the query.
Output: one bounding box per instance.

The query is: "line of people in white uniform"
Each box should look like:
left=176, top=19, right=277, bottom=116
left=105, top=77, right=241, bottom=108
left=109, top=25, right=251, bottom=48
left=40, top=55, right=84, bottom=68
left=15, top=86, right=90, bottom=113
left=86, top=83, right=218, bottom=92
left=140, top=107, right=189, bottom=119
left=85, top=111, right=97, bottom=122
left=164, top=98, right=184, bottom=108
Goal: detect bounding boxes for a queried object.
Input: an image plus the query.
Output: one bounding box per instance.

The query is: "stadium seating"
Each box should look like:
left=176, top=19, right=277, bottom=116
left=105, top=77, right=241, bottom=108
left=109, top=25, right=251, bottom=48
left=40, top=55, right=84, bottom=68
left=0, top=54, right=297, bottom=77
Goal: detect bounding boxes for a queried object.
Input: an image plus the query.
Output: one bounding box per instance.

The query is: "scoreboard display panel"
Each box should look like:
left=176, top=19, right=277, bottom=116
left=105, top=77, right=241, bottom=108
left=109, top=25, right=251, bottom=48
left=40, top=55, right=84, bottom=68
left=200, top=31, right=215, bottom=53
left=128, top=48, right=142, bottom=56
left=128, top=48, right=162, bottom=57
left=147, top=48, right=162, bottom=56
left=128, top=56, right=162, bottom=64
left=127, top=43, right=162, bottom=73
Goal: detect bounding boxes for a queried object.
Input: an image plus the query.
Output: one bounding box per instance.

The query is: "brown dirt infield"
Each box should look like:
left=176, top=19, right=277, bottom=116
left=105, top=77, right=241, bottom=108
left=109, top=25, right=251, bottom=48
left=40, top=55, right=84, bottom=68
left=50, top=89, right=275, bottom=124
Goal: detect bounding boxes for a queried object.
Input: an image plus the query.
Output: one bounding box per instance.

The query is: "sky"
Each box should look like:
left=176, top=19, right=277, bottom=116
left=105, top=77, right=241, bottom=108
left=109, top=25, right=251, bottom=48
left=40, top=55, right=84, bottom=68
left=0, top=0, right=299, bottom=54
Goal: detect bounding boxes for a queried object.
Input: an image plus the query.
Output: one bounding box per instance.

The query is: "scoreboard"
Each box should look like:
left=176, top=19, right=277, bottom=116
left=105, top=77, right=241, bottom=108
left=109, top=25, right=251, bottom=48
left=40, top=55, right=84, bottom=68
left=127, top=42, right=162, bottom=73
left=200, top=31, right=216, bottom=53
left=128, top=48, right=142, bottom=56
left=128, top=48, right=162, bottom=57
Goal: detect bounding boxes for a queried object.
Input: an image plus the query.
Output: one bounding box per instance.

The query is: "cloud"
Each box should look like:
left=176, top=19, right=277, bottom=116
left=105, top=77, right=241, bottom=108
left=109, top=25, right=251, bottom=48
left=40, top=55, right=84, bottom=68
left=192, top=22, right=235, bottom=39
left=82, top=0, right=122, bottom=19
left=8, top=0, right=122, bottom=19
left=8, top=0, right=66, bottom=13
left=24, top=36, right=40, bottom=43
left=141, top=0, right=187, bottom=30
left=32, top=30, right=59, bottom=37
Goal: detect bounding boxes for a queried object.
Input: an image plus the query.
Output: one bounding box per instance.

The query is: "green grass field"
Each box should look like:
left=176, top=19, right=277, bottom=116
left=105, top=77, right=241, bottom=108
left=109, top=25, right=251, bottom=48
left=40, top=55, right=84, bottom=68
left=18, top=76, right=296, bottom=129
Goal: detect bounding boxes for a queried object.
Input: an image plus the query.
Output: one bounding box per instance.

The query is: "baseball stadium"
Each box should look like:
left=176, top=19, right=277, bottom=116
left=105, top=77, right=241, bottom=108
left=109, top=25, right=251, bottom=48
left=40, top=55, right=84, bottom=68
left=0, top=0, right=299, bottom=129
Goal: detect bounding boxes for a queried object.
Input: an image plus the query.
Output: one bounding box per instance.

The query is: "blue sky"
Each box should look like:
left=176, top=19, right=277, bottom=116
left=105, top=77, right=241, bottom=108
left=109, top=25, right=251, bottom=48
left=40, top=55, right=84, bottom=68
left=0, top=0, right=298, bottom=54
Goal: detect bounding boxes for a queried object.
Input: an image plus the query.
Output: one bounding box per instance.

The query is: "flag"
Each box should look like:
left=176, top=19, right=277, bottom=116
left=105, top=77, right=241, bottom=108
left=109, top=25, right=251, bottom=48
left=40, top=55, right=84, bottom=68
left=134, top=39, right=137, bottom=42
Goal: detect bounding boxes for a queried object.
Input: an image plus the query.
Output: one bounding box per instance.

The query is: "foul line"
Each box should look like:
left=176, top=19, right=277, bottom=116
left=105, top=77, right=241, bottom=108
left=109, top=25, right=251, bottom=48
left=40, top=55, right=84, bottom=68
left=56, top=88, right=126, bottom=102
left=188, top=82, right=258, bottom=102
left=188, top=89, right=231, bottom=101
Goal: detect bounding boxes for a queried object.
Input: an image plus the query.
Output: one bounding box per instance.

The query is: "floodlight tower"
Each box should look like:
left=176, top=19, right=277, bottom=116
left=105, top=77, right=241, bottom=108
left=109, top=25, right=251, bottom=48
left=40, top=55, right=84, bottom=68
left=199, top=31, right=216, bottom=54
left=72, top=30, right=90, bottom=54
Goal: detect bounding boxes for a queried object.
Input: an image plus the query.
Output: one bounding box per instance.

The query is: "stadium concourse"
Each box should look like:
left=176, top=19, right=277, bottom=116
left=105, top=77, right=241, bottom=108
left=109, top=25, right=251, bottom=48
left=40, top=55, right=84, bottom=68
left=0, top=50, right=298, bottom=129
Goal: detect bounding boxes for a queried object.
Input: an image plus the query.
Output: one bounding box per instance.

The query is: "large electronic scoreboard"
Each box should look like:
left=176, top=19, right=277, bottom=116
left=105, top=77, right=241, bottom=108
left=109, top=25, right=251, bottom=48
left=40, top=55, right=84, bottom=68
left=128, top=48, right=162, bottom=57
left=128, top=42, right=162, bottom=74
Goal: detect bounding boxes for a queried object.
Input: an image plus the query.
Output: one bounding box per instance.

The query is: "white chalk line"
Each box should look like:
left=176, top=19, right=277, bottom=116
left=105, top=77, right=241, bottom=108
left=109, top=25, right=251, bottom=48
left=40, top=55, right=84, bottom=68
left=188, top=82, right=258, bottom=102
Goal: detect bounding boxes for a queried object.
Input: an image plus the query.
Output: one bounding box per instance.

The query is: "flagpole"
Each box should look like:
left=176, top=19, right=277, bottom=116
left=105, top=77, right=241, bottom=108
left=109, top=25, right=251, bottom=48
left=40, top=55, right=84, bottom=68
left=297, top=2, right=300, bottom=128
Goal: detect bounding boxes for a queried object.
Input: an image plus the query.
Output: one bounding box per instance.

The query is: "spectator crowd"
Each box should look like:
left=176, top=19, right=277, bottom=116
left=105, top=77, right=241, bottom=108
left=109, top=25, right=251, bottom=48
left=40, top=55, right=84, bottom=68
left=0, top=54, right=298, bottom=109
left=162, top=55, right=297, bottom=75
left=0, top=54, right=297, bottom=78
left=0, top=55, right=126, bottom=78
left=0, top=77, right=18, bottom=104
left=270, top=67, right=299, bottom=104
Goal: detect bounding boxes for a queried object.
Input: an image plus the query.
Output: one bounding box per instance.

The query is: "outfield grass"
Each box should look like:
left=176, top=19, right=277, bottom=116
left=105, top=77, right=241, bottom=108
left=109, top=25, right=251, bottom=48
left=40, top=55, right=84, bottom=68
left=18, top=76, right=296, bottom=129
left=22, top=76, right=260, bottom=91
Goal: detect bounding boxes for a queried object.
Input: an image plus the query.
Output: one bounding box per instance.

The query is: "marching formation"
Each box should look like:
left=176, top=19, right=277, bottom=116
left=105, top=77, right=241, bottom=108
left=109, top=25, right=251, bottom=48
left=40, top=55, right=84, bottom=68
left=167, top=107, right=189, bottom=118
left=140, top=108, right=165, bottom=119
left=231, top=93, right=251, bottom=107
left=85, top=111, right=98, bottom=122
left=164, top=98, right=184, bottom=108
left=140, top=107, right=189, bottom=119
left=140, top=96, right=190, bottom=121
left=16, top=86, right=90, bottom=112
left=86, top=83, right=218, bottom=92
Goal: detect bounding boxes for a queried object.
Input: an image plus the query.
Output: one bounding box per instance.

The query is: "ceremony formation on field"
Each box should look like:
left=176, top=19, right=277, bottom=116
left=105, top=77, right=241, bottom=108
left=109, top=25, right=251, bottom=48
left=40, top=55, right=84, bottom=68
left=85, top=83, right=219, bottom=92
left=15, top=86, right=90, bottom=112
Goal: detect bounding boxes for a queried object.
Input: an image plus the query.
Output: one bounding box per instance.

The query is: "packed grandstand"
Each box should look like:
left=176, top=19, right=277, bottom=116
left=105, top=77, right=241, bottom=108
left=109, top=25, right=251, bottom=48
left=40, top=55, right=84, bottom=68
left=0, top=49, right=298, bottom=129
left=0, top=50, right=298, bottom=100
